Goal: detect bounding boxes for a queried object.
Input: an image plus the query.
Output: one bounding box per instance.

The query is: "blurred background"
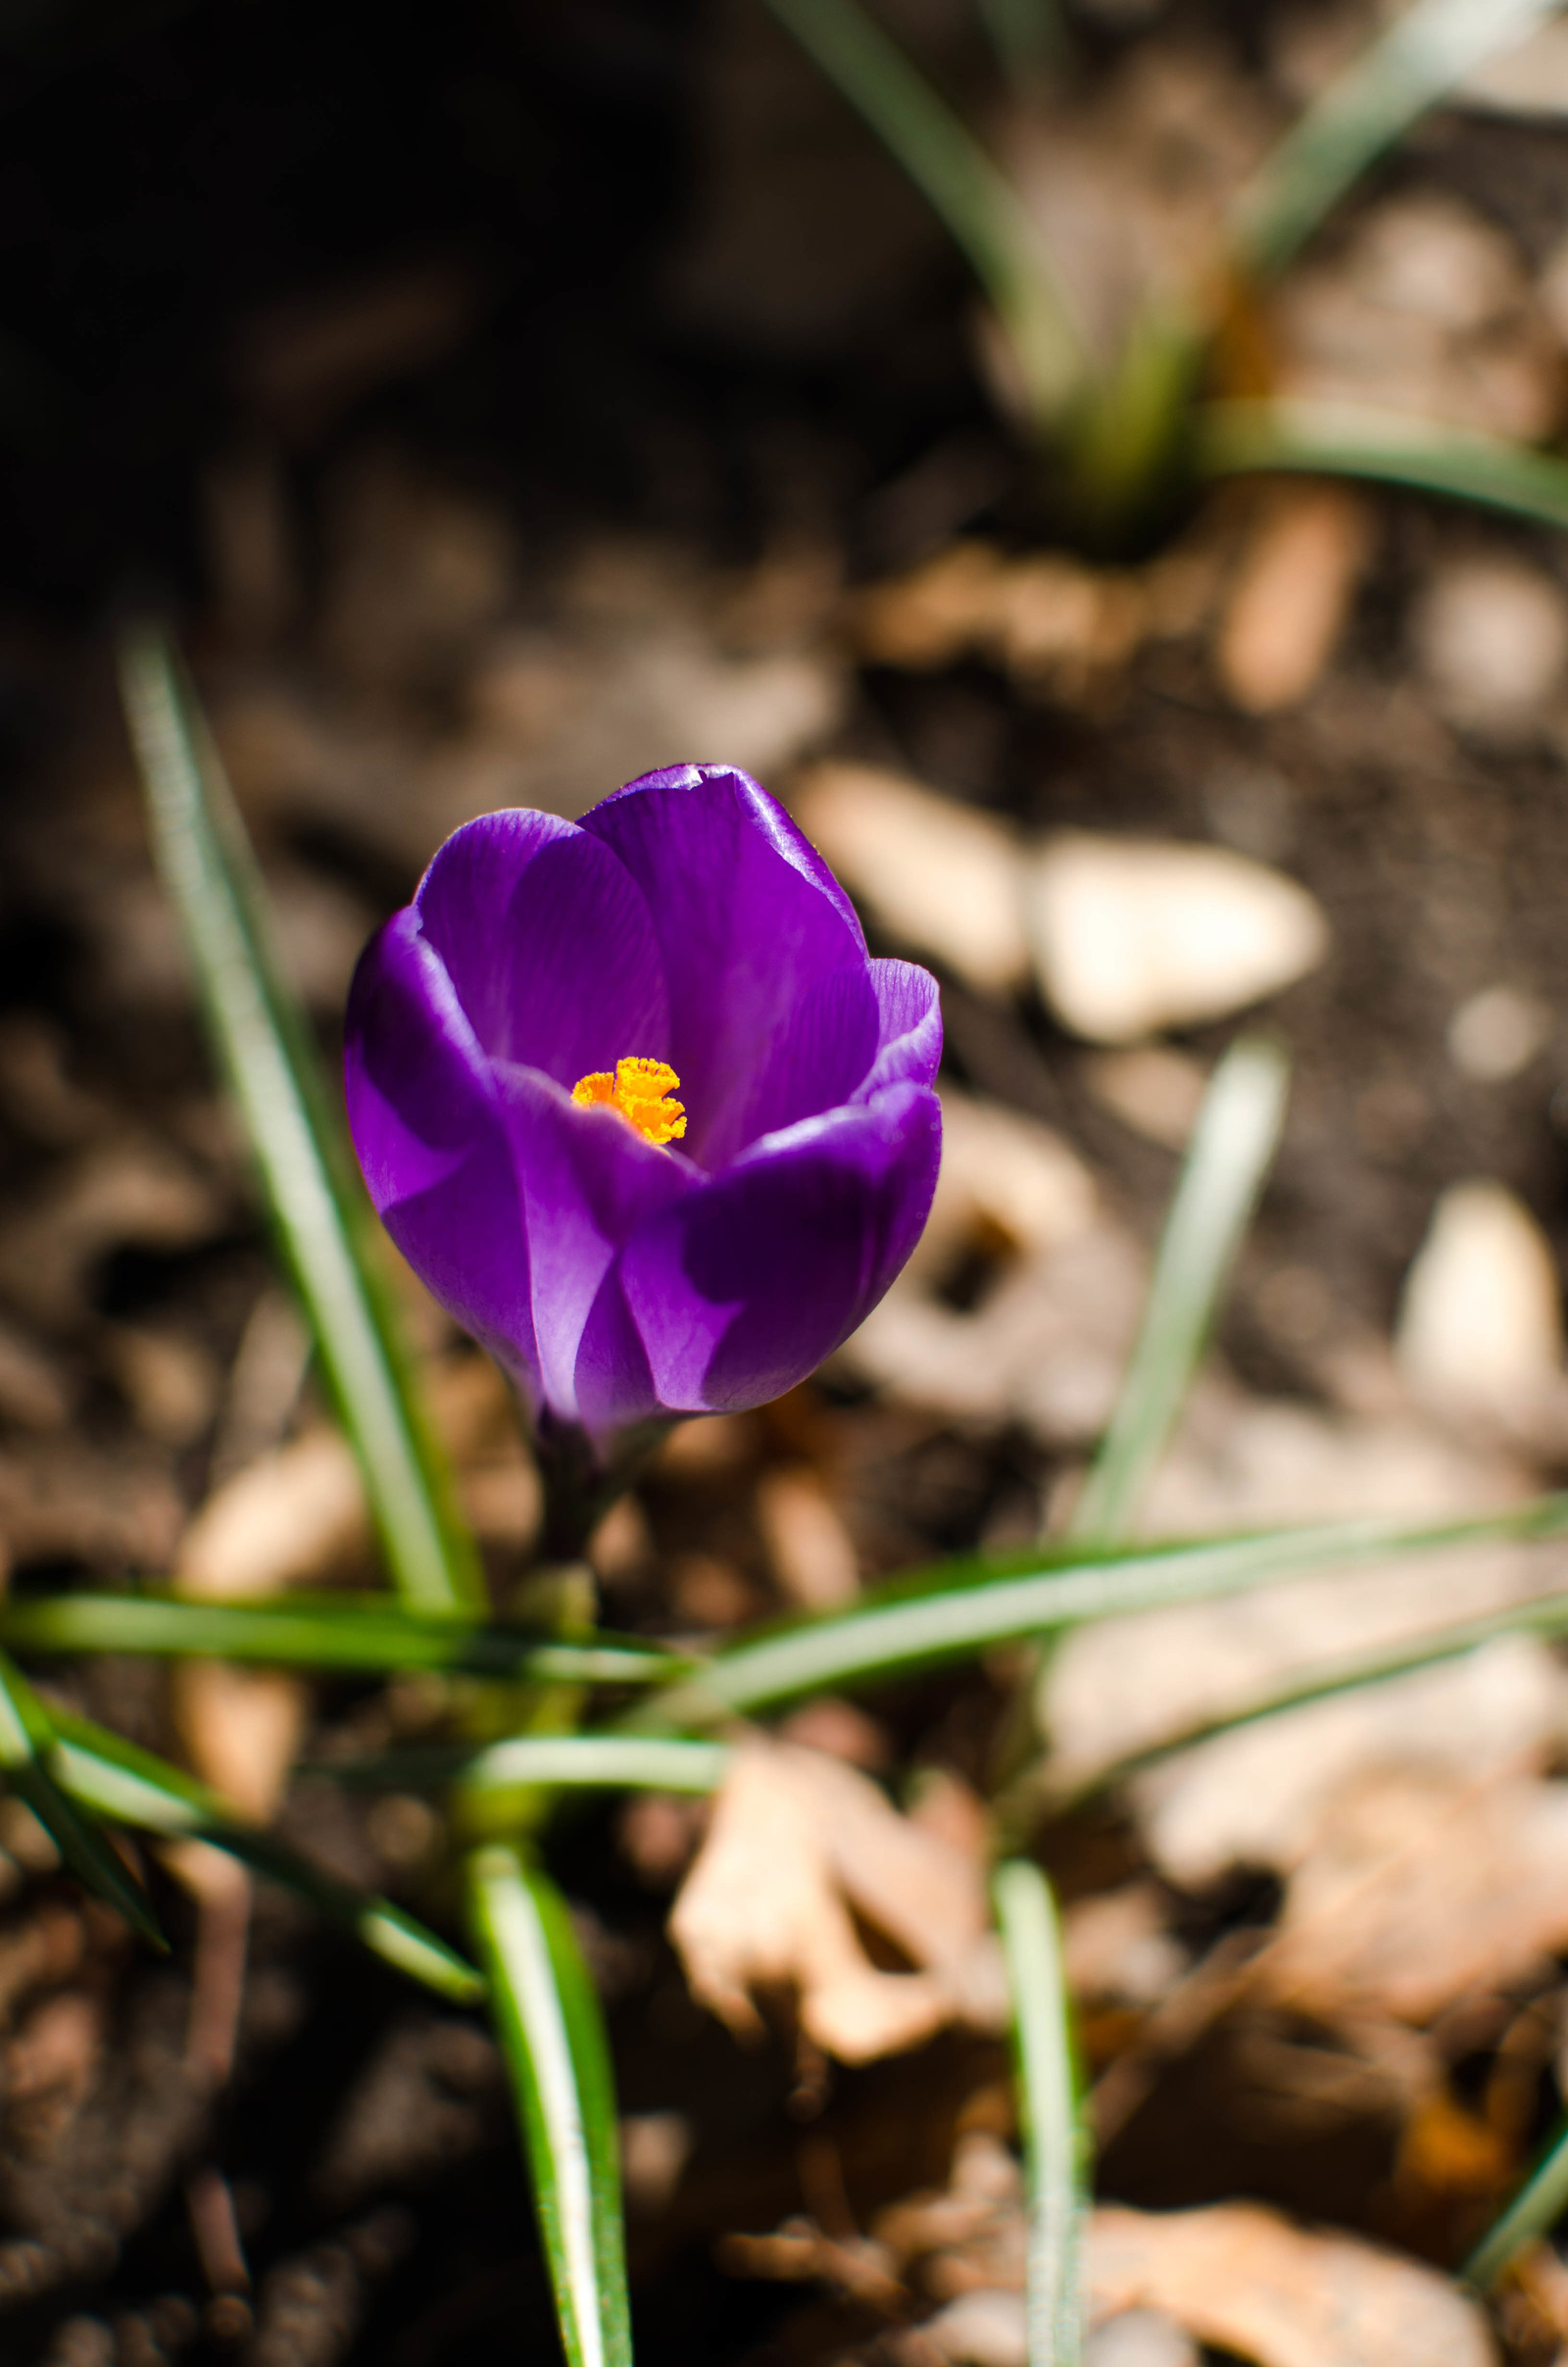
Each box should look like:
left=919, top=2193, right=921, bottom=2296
left=11, top=1, right=1568, bottom=2363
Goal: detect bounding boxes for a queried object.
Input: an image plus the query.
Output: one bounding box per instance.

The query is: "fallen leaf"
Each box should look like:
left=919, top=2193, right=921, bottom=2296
left=1265, top=1765, right=1568, bottom=2023
left=669, top=1738, right=1005, bottom=2062
left=1088, top=2200, right=1495, bottom=2367
left=1043, top=1387, right=1549, bottom=1799
left=1133, top=1635, right=1567, bottom=1891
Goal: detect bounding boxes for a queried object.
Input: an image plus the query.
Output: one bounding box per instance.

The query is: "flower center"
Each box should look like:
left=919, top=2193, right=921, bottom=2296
left=571, top=1056, right=687, bottom=1147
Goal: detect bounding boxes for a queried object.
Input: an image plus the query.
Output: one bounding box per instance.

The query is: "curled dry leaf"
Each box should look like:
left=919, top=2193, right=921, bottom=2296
left=1089, top=2200, right=1495, bottom=2367
left=1265, top=1764, right=1568, bottom=2024
left=668, top=1738, right=1005, bottom=2063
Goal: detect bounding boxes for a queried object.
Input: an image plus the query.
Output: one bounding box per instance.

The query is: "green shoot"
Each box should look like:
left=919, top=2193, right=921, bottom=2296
left=627, top=1490, right=1568, bottom=1726
left=1072, top=1037, right=1289, bottom=1546
left=117, top=626, right=483, bottom=1616
left=0, top=1589, right=684, bottom=1686
left=0, top=1650, right=164, bottom=1947
left=51, top=1708, right=482, bottom=2002
left=468, top=1848, right=633, bottom=2367
left=994, top=1859, right=1086, bottom=2367
left=760, top=0, right=1087, bottom=430
left=1199, top=397, right=1568, bottom=534
left=1231, top=0, right=1566, bottom=283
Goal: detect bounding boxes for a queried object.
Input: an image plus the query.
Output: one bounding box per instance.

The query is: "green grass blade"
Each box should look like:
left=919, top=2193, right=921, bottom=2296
left=761, top=0, right=1086, bottom=428
left=319, top=1735, right=731, bottom=1796
left=468, top=1847, right=633, bottom=2367
left=1231, top=0, right=1564, bottom=282
left=1198, top=397, right=1568, bottom=532
left=994, top=1860, right=1085, bottom=2367
left=0, top=1590, right=684, bottom=1686
left=0, top=1650, right=164, bottom=1946
left=1068, top=1584, right=1568, bottom=1803
left=1465, top=2118, right=1568, bottom=2291
left=49, top=1708, right=483, bottom=2002
left=117, top=625, right=483, bottom=1616
left=628, top=1491, right=1568, bottom=1726
left=1072, top=1037, right=1288, bottom=1546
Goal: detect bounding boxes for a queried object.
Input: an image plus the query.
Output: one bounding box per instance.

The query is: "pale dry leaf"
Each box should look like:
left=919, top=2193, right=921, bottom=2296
left=1266, top=1764, right=1568, bottom=2023
left=901, top=1089, right=1099, bottom=1293
left=791, top=763, right=1029, bottom=996
left=1088, top=2200, right=1495, bottom=2367
left=1044, top=1381, right=1559, bottom=1804
left=1135, top=1633, right=1568, bottom=1890
left=177, top=1427, right=368, bottom=1600
left=1025, top=833, right=1329, bottom=1043
left=846, top=1216, right=1147, bottom=1441
left=1216, top=483, right=1372, bottom=715
left=669, top=1738, right=1005, bottom=2062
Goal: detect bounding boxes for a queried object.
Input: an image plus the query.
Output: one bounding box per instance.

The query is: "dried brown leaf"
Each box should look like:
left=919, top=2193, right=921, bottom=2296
left=1088, top=2200, right=1494, bottom=2367
left=669, top=1739, right=1004, bottom=2062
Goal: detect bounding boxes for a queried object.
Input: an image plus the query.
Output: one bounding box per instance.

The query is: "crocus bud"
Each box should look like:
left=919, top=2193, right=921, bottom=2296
left=345, top=764, right=941, bottom=1504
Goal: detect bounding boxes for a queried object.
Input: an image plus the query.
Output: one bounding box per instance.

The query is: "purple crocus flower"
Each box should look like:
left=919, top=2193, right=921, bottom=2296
left=344, top=764, right=941, bottom=1517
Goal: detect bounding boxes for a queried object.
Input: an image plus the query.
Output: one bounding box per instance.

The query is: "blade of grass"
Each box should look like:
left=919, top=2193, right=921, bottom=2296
left=1198, top=397, right=1568, bottom=533
left=49, top=1708, right=483, bottom=2002
left=761, top=0, right=1086, bottom=429
left=994, top=1859, right=1085, bottom=2367
left=0, top=1589, right=685, bottom=1686
left=318, top=1735, right=731, bottom=1796
left=990, top=1047, right=1284, bottom=2352
left=1231, top=0, right=1564, bottom=282
left=1072, top=1037, right=1288, bottom=1546
left=1061, top=1582, right=1568, bottom=1806
left=118, top=625, right=482, bottom=1616
left=468, top=1846, right=632, bottom=2367
left=0, top=1650, right=164, bottom=1947
left=626, top=1490, right=1568, bottom=1727
left=1464, top=2120, right=1568, bottom=2291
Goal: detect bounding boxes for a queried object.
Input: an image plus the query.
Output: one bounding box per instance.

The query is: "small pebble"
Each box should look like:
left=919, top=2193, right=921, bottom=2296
left=1447, top=985, right=1550, bottom=1082
left=1396, top=1180, right=1563, bottom=1431
left=1413, top=558, right=1568, bottom=730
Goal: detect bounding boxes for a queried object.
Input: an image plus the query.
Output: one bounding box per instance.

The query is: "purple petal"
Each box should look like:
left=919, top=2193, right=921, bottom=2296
left=494, top=1063, right=698, bottom=1422
left=702, top=962, right=882, bottom=1170
left=344, top=912, right=541, bottom=1399
left=574, top=1084, right=941, bottom=1426
left=416, top=810, right=670, bottom=1089
left=858, top=960, right=943, bottom=1099
left=579, top=766, right=868, bottom=1166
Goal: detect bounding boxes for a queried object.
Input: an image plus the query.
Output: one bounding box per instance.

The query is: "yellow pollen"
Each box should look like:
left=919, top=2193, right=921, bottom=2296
left=571, top=1056, right=686, bottom=1147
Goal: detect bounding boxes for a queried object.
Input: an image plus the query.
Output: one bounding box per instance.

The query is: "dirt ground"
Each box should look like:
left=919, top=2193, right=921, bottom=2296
left=10, top=2, right=1568, bottom=2363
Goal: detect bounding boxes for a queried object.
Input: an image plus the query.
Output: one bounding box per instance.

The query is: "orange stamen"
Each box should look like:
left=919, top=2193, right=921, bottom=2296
left=571, top=1056, right=686, bottom=1147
